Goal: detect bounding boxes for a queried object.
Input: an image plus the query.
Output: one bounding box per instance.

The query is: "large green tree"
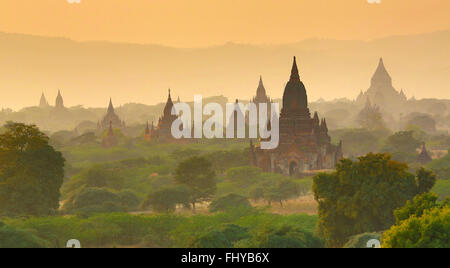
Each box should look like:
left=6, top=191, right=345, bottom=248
left=313, top=153, right=435, bottom=247
left=175, top=156, right=216, bottom=212
left=0, top=123, right=65, bottom=216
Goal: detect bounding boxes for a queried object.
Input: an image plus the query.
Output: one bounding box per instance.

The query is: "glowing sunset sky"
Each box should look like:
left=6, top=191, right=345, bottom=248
left=1, top=0, right=450, bottom=46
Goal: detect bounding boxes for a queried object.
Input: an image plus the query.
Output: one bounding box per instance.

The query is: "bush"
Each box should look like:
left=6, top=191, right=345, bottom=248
left=209, top=194, right=252, bottom=213
left=253, top=225, right=324, bottom=248
left=344, top=233, right=382, bottom=248
left=64, top=165, right=125, bottom=195
left=63, top=187, right=125, bottom=215
left=190, top=224, right=250, bottom=248
left=117, top=190, right=142, bottom=211
left=0, top=225, right=50, bottom=248
left=72, top=188, right=121, bottom=210
left=190, top=230, right=232, bottom=248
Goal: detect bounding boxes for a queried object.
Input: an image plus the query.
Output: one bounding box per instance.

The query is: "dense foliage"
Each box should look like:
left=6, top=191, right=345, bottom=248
left=2, top=211, right=320, bottom=248
left=0, top=224, right=50, bottom=248
left=141, top=185, right=190, bottom=213
left=313, top=153, right=436, bottom=247
left=209, top=194, right=252, bottom=213
left=175, top=156, right=217, bottom=211
left=382, top=206, right=449, bottom=248
left=0, top=123, right=65, bottom=216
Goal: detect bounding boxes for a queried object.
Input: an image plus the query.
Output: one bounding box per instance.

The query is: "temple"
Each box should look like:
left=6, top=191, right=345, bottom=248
left=144, top=121, right=153, bottom=141
left=55, top=90, right=65, bottom=109
left=102, top=121, right=118, bottom=148
left=98, top=98, right=126, bottom=130
left=356, top=58, right=407, bottom=109
left=250, top=57, right=343, bottom=176
left=39, top=92, right=49, bottom=108
left=417, top=143, right=432, bottom=164
left=150, top=89, right=181, bottom=142
left=251, top=76, right=272, bottom=120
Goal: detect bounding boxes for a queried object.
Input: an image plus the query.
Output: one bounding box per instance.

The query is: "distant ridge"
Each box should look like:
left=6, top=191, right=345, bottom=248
left=1, top=29, right=450, bottom=109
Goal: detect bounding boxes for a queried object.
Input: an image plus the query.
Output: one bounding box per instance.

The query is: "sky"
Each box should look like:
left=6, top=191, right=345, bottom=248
left=1, top=0, right=450, bottom=47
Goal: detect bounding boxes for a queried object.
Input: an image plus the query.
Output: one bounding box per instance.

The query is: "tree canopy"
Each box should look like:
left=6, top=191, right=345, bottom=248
left=382, top=131, right=422, bottom=154
left=175, top=156, right=216, bottom=211
left=313, top=153, right=436, bottom=247
left=383, top=205, right=449, bottom=248
left=0, top=122, right=65, bottom=216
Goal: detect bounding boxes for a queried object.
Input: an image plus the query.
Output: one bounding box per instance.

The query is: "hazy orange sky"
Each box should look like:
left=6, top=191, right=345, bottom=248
left=1, top=0, right=450, bottom=47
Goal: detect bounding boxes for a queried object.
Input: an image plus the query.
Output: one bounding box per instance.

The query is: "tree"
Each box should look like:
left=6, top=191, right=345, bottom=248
left=394, top=192, right=441, bottom=224
left=264, top=179, right=300, bottom=207
left=312, top=153, right=434, bottom=247
left=117, top=190, right=142, bottom=211
left=175, top=156, right=216, bottom=212
left=406, top=114, right=437, bottom=133
left=209, top=194, right=252, bottom=213
left=416, top=168, right=436, bottom=195
left=62, top=187, right=124, bottom=215
left=382, top=206, right=449, bottom=248
left=249, top=186, right=265, bottom=202
left=64, top=165, right=124, bottom=195
left=0, top=122, right=65, bottom=216
left=141, top=185, right=191, bottom=213
left=225, top=166, right=262, bottom=187
left=382, top=131, right=422, bottom=154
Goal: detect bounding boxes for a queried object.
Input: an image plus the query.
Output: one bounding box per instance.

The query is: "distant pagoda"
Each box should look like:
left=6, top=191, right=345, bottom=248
left=144, top=121, right=154, bottom=141
left=39, top=92, right=49, bottom=108
left=55, top=90, right=65, bottom=109
left=98, top=98, right=125, bottom=130
left=356, top=58, right=407, bottom=109
left=417, top=143, right=432, bottom=164
left=151, top=89, right=180, bottom=142
left=251, top=76, right=272, bottom=122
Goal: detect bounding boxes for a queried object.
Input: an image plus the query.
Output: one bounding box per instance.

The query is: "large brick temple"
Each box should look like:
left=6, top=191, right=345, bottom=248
left=250, top=57, right=343, bottom=176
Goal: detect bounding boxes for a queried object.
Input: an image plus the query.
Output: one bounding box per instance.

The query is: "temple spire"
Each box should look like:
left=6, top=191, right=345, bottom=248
left=417, top=143, right=432, bottom=164
left=55, top=90, right=64, bottom=108
left=108, top=98, right=115, bottom=114
left=163, top=89, right=174, bottom=116
left=40, top=92, right=49, bottom=107
left=290, top=56, right=300, bottom=81
left=372, top=57, right=392, bottom=86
